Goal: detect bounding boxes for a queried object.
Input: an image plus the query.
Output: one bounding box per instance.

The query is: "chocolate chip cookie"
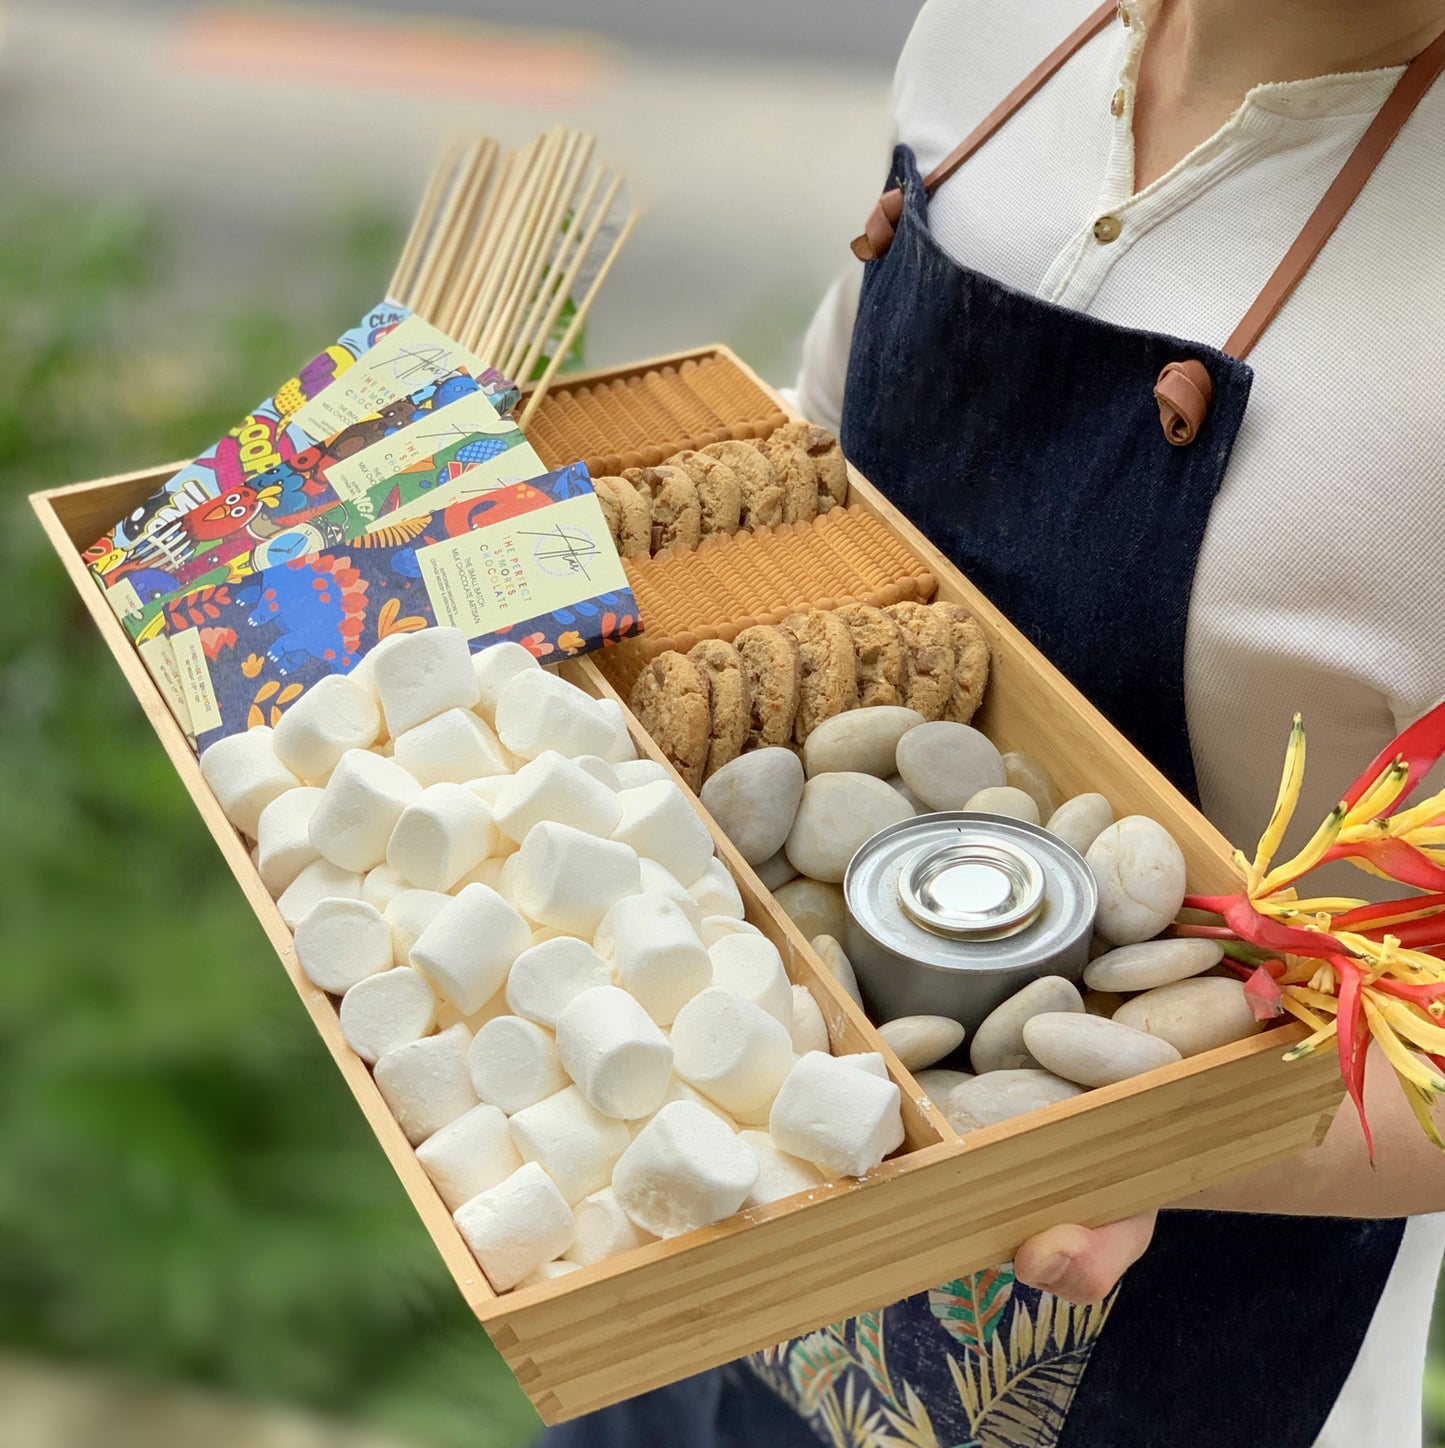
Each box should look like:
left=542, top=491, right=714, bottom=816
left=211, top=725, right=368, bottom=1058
left=932, top=601, right=991, bottom=724
left=667, top=449, right=743, bottom=537
left=733, top=624, right=802, bottom=751
left=779, top=609, right=858, bottom=743
left=886, top=600, right=957, bottom=722
left=632, top=464, right=702, bottom=554
left=688, top=638, right=752, bottom=778
left=834, top=601, right=908, bottom=708
left=761, top=440, right=820, bottom=523
left=629, top=651, right=712, bottom=791
left=703, top=440, right=786, bottom=529
left=771, top=421, right=848, bottom=511
left=592, top=476, right=651, bottom=557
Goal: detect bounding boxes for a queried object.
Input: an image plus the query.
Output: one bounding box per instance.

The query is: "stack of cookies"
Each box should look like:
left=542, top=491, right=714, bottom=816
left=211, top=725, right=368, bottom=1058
left=629, top=600, right=990, bottom=791
left=592, top=422, right=850, bottom=560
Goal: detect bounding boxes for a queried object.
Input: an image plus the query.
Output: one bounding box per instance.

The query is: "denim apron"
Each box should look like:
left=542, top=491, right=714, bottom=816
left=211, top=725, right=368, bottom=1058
left=541, top=18, right=1445, bottom=1445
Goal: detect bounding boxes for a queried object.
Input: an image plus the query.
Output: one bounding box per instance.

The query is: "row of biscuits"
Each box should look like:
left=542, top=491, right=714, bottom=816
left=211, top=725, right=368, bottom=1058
left=592, top=422, right=850, bottom=558
left=628, top=599, right=991, bottom=790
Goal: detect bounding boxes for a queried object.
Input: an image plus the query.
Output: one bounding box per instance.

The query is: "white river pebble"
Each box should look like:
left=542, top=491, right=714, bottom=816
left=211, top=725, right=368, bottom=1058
left=1045, top=792, right=1114, bottom=857
left=1113, top=977, right=1262, bottom=1057
left=784, top=772, right=913, bottom=882
left=969, top=975, right=1084, bottom=1074
left=1022, top=1011, right=1182, bottom=1088
left=878, top=1015, right=966, bottom=1071
left=1086, top=816, right=1188, bottom=944
left=802, top=706, right=923, bottom=779
left=1001, top=751, right=1056, bottom=820
left=947, top=1069, right=1082, bottom=1131
left=963, top=786, right=1040, bottom=823
left=895, top=722, right=1005, bottom=811
left=699, top=749, right=805, bottom=866
left=1084, top=938, right=1226, bottom=993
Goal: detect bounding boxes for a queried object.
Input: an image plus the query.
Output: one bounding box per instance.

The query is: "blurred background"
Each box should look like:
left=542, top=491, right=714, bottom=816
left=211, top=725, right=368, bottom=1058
left=1, top=2, right=1441, bottom=1446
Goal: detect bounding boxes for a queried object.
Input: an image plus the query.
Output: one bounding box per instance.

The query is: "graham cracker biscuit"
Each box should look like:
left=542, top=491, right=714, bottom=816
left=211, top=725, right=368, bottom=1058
left=772, top=421, right=848, bottom=510
left=886, top=600, right=957, bottom=722
left=762, top=440, right=820, bottom=524
left=835, top=602, right=908, bottom=708
left=667, top=449, right=743, bottom=537
left=688, top=638, right=752, bottom=778
left=733, top=625, right=801, bottom=751
left=629, top=651, right=712, bottom=791
left=932, top=601, right=991, bottom=724
left=780, top=609, right=858, bottom=744
left=593, top=475, right=651, bottom=557
left=633, top=465, right=702, bottom=554
left=703, top=440, right=785, bottom=529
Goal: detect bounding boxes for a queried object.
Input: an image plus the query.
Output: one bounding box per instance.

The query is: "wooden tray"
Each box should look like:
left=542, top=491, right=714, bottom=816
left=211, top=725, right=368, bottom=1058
left=31, top=345, right=1343, bottom=1425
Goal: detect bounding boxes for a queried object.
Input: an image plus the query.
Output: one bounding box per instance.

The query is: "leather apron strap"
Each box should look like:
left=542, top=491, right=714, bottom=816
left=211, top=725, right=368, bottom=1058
left=852, top=8, right=1445, bottom=445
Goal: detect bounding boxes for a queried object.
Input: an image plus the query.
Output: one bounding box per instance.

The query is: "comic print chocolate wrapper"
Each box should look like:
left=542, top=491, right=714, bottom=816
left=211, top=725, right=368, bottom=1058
left=82, top=307, right=521, bottom=593
left=145, top=462, right=640, bottom=751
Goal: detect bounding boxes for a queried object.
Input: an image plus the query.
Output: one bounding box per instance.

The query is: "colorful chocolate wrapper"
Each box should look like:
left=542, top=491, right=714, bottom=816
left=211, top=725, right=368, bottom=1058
left=145, top=462, right=640, bottom=752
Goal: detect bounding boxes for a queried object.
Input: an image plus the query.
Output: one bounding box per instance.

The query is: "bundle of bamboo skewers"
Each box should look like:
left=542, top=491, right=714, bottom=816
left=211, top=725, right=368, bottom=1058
left=385, top=126, right=639, bottom=425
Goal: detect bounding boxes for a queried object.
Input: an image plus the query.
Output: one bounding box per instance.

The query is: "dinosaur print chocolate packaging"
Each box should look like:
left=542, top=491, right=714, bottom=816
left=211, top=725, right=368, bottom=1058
left=83, top=308, right=521, bottom=600
left=144, top=462, right=640, bottom=750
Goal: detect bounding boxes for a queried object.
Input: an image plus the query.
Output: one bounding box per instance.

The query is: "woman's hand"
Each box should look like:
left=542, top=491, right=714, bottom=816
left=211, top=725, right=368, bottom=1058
left=1013, top=1210, right=1157, bottom=1304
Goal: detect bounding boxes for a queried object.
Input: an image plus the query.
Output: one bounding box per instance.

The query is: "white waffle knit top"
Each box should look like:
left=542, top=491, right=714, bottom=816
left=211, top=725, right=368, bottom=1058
left=794, top=2, right=1445, bottom=1443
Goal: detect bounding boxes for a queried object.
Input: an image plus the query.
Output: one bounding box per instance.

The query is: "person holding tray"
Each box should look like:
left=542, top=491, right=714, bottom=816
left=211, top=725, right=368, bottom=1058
left=547, top=0, right=1445, bottom=1444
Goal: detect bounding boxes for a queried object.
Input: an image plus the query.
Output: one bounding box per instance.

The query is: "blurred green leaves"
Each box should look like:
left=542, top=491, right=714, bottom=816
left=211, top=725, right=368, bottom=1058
left=0, top=196, right=537, bottom=1447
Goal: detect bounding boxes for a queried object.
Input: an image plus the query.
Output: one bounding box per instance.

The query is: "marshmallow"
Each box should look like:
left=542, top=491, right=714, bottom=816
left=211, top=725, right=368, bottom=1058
left=508, top=1086, right=631, bottom=1205
left=255, top=786, right=325, bottom=895
left=392, top=708, right=511, bottom=788
left=612, top=1101, right=757, bottom=1238
left=373, top=626, right=480, bottom=736
left=374, top=1023, right=478, bottom=1145
left=739, top=1129, right=827, bottom=1207
left=518, top=1259, right=583, bottom=1286
left=472, top=641, right=542, bottom=723
left=453, top=1161, right=574, bottom=1291
left=770, top=1051, right=904, bottom=1177
left=293, top=898, right=393, bottom=994
left=387, top=783, right=498, bottom=892
left=556, top=986, right=675, bottom=1120
left=345, top=635, right=405, bottom=728
left=412, top=883, right=531, bottom=1014
left=637, top=1077, right=738, bottom=1132
left=639, top=857, right=704, bottom=931
left=494, top=751, right=621, bottom=843
left=511, top=822, right=642, bottom=936
left=414, top=1102, right=522, bottom=1210
left=841, top=1052, right=889, bottom=1079
left=467, top=776, right=512, bottom=810
left=338, top=965, right=437, bottom=1063
left=506, top=937, right=612, bottom=1028
left=384, top=888, right=452, bottom=967
left=277, top=858, right=363, bottom=929
left=613, top=758, right=670, bottom=789
left=495, top=669, right=616, bottom=761
left=594, top=697, right=640, bottom=763
left=309, top=749, right=422, bottom=871
left=564, top=1186, right=651, bottom=1266
left=451, top=855, right=507, bottom=894
left=468, top=1015, right=569, bottom=1114
left=199, top=727, right=301, bottom=838
left=572, top=755, right=621, bottom=791
left=594, top=894, right=712, bottom=1025
left=671, top=988, right=794, bottom=1117
left=361, top=862, right=411, bottom=913
left=789, top=985, right=831, bottom=1056
left=707, top=935, right=792, bottom=1027
left=272, top=674, right=381, bottom=782
left=436, top=988, right=510, bottom=1033
left=610, top=780, right=714, bottom=885
left=688, top=857, right=745, bottom=919
left=698, top=916, right=764, bottom=947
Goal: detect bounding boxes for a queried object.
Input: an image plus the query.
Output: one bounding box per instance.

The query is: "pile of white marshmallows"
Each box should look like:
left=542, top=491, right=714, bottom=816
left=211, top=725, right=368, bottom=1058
left=198, top=626, right=905, bottom=1292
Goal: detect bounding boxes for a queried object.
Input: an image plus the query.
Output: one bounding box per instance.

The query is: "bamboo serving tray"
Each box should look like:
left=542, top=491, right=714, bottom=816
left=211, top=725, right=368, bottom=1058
left=31, top=345, right=1344, bottom=1425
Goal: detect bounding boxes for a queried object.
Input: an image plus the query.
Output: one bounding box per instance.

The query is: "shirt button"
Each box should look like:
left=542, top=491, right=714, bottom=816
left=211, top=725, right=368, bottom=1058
left=1093, top=214, right=1123, bottom=244
left=1111, top=87, right=1126, bottom=117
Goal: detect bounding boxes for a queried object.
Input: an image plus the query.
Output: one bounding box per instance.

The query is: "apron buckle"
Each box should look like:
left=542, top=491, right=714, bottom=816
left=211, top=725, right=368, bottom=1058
left=851, top=187, right=906, bottom=261
left=1153, top=359, right=1214, bottom=446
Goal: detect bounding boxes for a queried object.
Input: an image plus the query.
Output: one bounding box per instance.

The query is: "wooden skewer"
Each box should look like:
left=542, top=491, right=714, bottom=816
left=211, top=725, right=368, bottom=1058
left=389, top=138, right=466, bottom=304
left=477, top=130, right=595, bottom=366
left=459, top=126, right=565, bottom=351
left=512, top=170, right=625, bottom=394
left=520, top=205, right=641, bottom=428
left=412, top=138, right=498, bottom=322
left=501, top=162, right=607, bottom=381
left=440, top=147, right=520, bottom=341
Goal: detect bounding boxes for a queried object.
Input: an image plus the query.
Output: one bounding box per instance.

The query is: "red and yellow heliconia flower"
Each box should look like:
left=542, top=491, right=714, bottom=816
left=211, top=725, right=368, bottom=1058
left=1178, top=700, right=1445, bottom=1154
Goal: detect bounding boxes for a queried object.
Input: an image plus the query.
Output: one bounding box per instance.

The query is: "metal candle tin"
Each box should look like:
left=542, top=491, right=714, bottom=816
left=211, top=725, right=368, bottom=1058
left=843, top=812, right=1098, bottom=1032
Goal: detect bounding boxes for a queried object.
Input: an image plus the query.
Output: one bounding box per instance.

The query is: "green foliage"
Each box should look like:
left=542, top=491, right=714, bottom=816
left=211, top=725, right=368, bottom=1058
left=0, top=196, right=538, bottom=1447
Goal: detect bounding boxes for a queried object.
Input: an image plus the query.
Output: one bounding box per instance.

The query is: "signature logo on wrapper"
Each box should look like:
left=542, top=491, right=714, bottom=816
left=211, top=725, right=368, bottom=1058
left=521, top=523, right=602, bottom=581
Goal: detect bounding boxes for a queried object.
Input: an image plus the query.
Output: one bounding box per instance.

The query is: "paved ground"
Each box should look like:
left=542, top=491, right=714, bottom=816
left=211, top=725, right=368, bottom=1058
left=0, top=0, right=911, bottom=382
